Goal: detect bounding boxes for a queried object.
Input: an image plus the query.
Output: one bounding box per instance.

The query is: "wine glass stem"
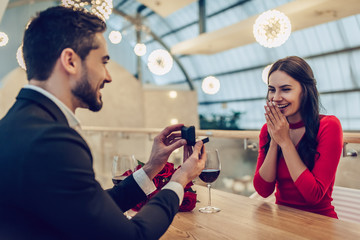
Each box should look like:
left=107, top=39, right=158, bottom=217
left=207, top=183, right=212, bottom=207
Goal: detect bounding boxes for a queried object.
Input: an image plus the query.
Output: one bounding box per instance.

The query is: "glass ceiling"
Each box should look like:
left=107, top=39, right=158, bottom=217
left=1, top=0, right=360, bottom=130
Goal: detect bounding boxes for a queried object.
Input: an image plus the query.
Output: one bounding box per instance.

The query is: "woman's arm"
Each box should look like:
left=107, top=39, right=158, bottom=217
left=294, top=116, right=343, bottom=204
left=259, top=139, right=279, bottom=182
left=253, top=124, right=277, bottom=197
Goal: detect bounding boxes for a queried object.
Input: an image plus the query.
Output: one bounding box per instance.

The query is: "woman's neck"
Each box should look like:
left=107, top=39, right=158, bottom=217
left=287, top=113, right=302, bottom=125
left=289, top=120, right=304, bottom=129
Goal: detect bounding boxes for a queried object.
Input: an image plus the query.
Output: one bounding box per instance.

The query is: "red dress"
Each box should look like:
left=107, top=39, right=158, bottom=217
left=253, top=115, right=343, bottom=218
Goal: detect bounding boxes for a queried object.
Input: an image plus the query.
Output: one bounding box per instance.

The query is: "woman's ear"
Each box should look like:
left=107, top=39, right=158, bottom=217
left=59, top=48, right=81, bottom=75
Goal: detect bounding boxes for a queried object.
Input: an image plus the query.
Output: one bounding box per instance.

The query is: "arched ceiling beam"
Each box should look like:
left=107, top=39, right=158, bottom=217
left=171, top=0, right=360, bottom=55
left=113, top=8, right=195, bottom=90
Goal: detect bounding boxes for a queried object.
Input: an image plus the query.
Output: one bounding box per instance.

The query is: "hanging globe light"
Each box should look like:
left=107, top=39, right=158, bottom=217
left=147, top=49, right=173, bottom=76
left=202, top=76, right=220, bottom=95
left=170, top=118, right=179, bottom=125
left=61, top=0, right=113, bottom=21
left=109, top=30, right=122, bottom=44
left=0, top=32, right=9, bottom=47
left=134, top=43, right=147, bottom=56
left=262, top=64, right=273, bottom=84
left=16, top=45, right=26, bottom=70
left=253, top=10, right=291, bottom=48
left=168, top=90, right=177, bottom=99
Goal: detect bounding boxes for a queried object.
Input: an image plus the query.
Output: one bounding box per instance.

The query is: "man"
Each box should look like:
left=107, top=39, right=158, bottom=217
left=0, top=6, right=206, bottom=239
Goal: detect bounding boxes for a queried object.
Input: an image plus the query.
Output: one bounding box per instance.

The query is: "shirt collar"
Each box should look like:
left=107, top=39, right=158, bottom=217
left=23, top=85, right=81, bottom=129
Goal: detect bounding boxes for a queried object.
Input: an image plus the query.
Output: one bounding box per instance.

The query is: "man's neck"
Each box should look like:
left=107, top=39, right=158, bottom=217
left=29, top=79, right=77, bottom=113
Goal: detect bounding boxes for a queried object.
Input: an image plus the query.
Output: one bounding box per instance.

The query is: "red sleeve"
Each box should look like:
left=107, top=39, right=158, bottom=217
left=294, top=116, right=343, bottom=204
left=253, top=124, right=276, bottom=197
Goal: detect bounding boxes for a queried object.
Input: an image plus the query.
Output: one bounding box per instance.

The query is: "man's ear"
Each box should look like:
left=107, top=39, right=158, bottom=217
left=60, top=48, right=81, bottom=75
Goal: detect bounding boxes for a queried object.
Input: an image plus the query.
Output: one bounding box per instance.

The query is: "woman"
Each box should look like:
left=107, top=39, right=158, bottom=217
left=253, top=56, right=343, bottom=218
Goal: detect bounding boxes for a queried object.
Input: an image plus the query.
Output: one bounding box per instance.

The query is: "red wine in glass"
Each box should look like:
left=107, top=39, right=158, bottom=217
left=199, top=169, right=220, bottom=183
left=199, top=149, right=221, bottom=213
left=112, top=155, right=137, bottom=185
left=112, top=176, right=126, bottom=185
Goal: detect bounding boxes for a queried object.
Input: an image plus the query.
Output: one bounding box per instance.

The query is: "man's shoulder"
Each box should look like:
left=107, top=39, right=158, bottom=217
left=2, top=88, right=69, bottom=125
left=0, top=102, right=90, bottom=156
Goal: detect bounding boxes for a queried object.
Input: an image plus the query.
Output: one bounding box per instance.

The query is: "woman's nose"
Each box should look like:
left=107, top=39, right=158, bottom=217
left=272, top=92, right=282, bottom=101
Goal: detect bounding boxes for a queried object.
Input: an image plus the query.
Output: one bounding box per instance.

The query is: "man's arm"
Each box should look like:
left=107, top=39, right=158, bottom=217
left=22, top=126, right=179, bottom=240
left=106, top=173, right=149, bottom=212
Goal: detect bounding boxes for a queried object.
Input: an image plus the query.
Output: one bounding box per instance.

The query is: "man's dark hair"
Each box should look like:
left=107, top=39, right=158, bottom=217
left=23, top=6, right=106, bottom=80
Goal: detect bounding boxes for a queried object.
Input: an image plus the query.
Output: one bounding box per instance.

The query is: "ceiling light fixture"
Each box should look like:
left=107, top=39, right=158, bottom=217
left=0, top=32, right=9, bottom=47
left=262, top=64, right=273, bottom=84
left=61, top=0, right=113, bottom=21
left=134, top=43, right=147, bottom=56
left=109, top=30, right=122, bottom=44
left=147, top=49, right=173, bottom=76
left=202, top=76, right=220, bottom=95
left=16, top=45, right=26, bottom=70
left=169, top=91, right=177, bottom=99
left=170, top=118, right=179, bottom=125
left=253, top=9, right=291, bottom=48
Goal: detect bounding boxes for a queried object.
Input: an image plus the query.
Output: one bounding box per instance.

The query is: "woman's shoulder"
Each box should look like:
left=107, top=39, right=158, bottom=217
left=319, top=115, right=342, bottom=132
left=320, top=115, right=341, bottom=125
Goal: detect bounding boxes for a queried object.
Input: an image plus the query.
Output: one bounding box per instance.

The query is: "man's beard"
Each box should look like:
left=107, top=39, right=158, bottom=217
left=72, top=65, right=103, bottom=112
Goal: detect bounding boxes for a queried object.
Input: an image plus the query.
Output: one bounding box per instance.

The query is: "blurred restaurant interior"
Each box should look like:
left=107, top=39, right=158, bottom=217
left=1, top=0, right=360, bottom=226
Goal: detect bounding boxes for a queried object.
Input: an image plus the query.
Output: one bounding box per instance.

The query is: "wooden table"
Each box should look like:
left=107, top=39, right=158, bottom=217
left=161, top=186, right=360, bottom=240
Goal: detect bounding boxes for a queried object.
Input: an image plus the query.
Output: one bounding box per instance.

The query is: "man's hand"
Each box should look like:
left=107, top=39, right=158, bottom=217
left=170, top=141, right=206, bottom=188
left=142, top=124, right=187, bottom=180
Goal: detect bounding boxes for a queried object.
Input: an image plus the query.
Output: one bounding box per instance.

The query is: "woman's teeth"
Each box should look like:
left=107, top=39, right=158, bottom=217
left=277, top=104, right=289, bottom=109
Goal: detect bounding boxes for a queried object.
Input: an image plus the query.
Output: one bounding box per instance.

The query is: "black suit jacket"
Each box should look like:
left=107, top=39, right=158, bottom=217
left=0, top=89, right=179, bottom=239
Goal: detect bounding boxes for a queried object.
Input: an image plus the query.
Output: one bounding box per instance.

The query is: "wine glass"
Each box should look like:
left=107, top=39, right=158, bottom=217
left=112, top=155, right=137, bottom=185
left=199, top=149, right=221, bottom=213
left=112, top=155, right=137, bottom=219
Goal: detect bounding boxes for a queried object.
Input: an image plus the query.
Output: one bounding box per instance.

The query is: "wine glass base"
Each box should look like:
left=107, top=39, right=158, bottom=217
left=124, top=211, right=133, bottom=219
left=199, top=206, right=221, bottom=213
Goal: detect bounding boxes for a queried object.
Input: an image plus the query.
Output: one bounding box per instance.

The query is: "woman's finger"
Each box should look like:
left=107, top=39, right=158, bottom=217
left=265, top=113, right=276, bottom=133
left=270, top=102, right=290, bottom=129
left=265, top=113, right=272, bottom=127
left=264, top=105, right=272, bottom=118
left=271, top=101, right=285, bottom=121
left=267, top=101, right=281, bottom=122
left=265, top=105, right=276, bottom=126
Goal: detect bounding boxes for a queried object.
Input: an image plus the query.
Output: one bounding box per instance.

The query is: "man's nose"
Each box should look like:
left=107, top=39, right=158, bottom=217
left=105, top=68, right=112, bottom=83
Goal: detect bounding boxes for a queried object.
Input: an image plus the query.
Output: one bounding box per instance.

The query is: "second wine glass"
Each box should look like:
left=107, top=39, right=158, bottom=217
left=112, top=155, right=138, bottom=219
left=112, top=155, right=137, bottom=185
left=199, top=149, right=221, bottom=213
